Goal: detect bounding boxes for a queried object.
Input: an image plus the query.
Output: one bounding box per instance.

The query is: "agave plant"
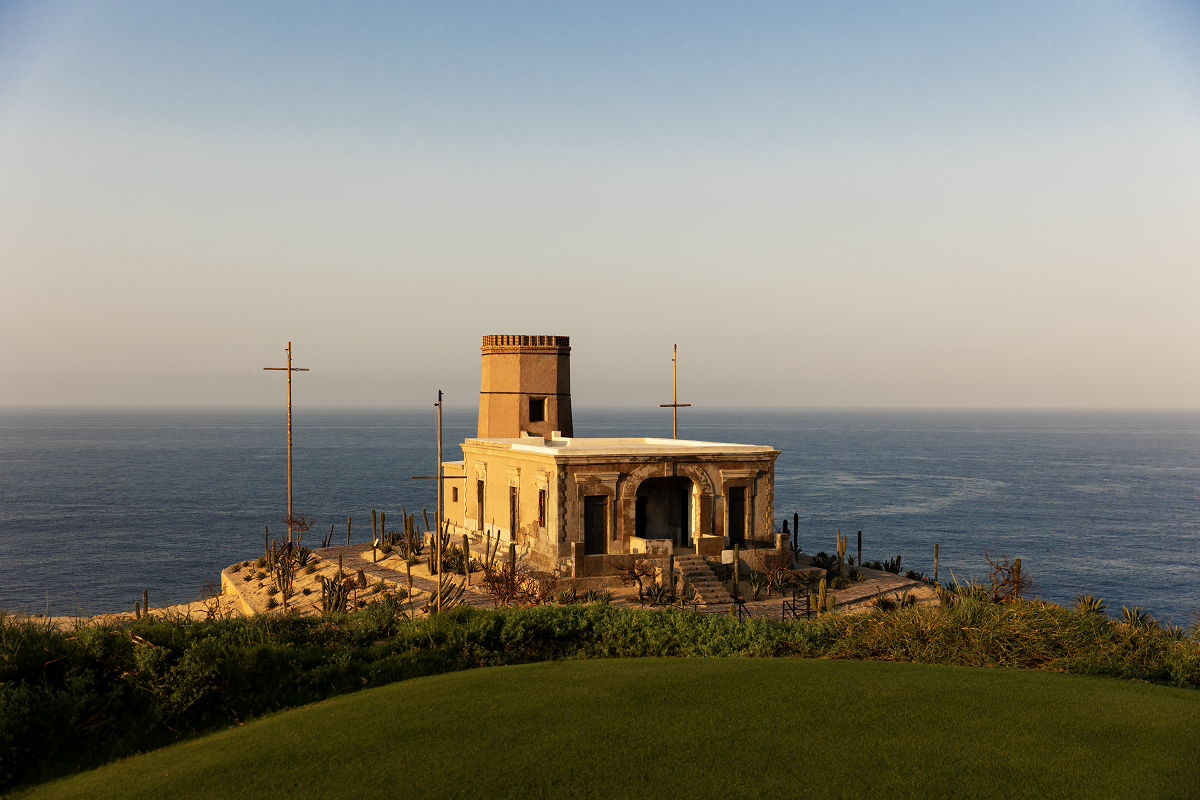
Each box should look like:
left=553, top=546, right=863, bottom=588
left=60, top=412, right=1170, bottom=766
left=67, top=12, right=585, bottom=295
left=643, top=582, right=672, bottom=606
left=1163, top=624, right=1188, bottom=641
left=748, top=571, right=765, bottom=601
left=1074, top=594, right=1108, bottom=616
left=872, top=595, right=898, bottom=612
left=1120, top=605, right=1153, bottom=627
left=811, top=551, right=838, bottom=572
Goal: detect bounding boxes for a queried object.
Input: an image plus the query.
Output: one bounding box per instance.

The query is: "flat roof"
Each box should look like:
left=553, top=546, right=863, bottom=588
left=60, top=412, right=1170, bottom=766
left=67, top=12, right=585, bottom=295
left=461, top=436, right=778, bottom=457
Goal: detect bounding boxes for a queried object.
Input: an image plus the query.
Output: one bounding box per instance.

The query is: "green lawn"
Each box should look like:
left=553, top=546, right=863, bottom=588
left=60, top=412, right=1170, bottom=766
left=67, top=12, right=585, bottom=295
left=16, top=658, right=1200, bottom=800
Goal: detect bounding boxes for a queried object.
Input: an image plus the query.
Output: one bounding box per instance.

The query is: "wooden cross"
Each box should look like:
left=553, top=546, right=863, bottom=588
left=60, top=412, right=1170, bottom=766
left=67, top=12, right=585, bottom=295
left=263, top=342, right=309, bottom=544
left=659, top=343, right=691, bottom=439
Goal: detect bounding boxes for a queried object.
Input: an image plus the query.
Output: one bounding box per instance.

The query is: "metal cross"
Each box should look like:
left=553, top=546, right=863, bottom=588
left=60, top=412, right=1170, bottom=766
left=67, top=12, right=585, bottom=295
left=263, top=342, right=309, bottom=544
left=659, top=343, right=691, bottom=439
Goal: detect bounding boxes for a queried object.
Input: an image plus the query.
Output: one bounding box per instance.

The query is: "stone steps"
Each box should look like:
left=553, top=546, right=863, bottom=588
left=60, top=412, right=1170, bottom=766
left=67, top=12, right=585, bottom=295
left=674, top=555, right=733, bottom=606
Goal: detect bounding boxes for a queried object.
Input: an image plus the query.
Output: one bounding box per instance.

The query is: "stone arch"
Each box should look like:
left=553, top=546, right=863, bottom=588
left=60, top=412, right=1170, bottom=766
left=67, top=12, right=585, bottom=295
left=675, top=463, right=715, bottom=497
left=620, top=464, right=666, bottom=502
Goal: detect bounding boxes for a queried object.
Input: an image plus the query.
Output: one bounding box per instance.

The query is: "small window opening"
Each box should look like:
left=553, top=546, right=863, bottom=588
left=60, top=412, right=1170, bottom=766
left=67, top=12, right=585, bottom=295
left=538, top=489, right=546, bottom=527
left=452, top=486, right=459, bottom=503
left=529, top=397, right=545, bottom=423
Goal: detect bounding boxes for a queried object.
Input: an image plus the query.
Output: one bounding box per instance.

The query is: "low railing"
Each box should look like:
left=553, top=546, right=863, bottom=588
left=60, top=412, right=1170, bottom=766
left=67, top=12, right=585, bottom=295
left=780, top=591, right=812, bottom=621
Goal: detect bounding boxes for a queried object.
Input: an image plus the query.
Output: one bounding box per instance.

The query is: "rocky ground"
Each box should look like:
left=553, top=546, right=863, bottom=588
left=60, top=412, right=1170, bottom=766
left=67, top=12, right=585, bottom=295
left=26, top=550, right=938, bottom=631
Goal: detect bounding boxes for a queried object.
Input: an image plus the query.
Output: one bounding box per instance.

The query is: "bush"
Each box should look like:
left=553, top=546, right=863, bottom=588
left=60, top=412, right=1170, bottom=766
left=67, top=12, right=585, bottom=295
left=1, top=599, right=1198, bottom=792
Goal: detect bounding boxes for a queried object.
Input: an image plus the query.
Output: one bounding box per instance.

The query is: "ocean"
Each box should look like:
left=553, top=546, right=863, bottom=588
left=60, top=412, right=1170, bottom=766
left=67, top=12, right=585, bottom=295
left=1, top=408, right=1197, bottom=622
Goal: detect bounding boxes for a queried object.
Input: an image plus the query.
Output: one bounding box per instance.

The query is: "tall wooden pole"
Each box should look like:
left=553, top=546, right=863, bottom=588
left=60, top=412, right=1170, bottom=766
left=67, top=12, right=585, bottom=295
left=659, top=343, right=691, bottom=440
left=436, top=390, right=443, bottom=614
left=264, top=342, right=308, bottom=544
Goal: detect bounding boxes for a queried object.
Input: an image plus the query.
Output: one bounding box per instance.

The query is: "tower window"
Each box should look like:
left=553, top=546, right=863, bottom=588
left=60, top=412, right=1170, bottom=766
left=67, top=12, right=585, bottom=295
left=452, top=487, right=459, bottom=503
left=529, top=397, right=545, bottom=423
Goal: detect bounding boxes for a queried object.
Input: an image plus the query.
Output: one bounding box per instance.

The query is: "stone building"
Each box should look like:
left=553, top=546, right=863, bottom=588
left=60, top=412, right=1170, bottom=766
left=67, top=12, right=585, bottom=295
left=444, top=335, right=781, bottom=575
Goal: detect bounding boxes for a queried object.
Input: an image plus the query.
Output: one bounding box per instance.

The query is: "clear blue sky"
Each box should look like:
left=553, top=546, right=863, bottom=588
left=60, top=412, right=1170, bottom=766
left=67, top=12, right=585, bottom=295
left=2, top=1, right=1198, bottom=407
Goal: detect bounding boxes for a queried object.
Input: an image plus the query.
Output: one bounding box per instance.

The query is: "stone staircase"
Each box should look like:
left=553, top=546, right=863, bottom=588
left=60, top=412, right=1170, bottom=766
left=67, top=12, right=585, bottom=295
left=675, top=554, right=733, bottom=606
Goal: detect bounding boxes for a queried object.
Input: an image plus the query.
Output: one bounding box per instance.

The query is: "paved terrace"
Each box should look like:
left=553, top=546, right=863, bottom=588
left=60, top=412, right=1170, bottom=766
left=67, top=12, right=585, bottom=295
left=221, top=546, right=932, bottom=619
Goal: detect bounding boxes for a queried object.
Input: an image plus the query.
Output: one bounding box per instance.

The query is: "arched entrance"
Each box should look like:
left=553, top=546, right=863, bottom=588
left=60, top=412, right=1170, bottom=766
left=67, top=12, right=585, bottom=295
left=634, top=477, right=694, bottom=547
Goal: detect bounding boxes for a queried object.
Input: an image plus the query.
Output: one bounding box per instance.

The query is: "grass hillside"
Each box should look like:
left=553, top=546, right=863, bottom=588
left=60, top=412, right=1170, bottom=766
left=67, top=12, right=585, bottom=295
left=17, top=658, right=1200, bottom=800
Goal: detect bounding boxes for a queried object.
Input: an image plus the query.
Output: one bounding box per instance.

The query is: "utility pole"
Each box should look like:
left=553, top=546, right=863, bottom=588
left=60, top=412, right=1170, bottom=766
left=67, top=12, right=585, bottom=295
left=435, top=391, right=443, bottom=613
left=411, top=390, right=465, bottom=613
left=263, top=342, right=309, bottom=545
left=659, top=343, right=691, bottom=439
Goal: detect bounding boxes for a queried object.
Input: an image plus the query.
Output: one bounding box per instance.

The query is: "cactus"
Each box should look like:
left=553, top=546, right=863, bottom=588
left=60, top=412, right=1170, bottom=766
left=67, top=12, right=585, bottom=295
left=264, top=526, right=270, bottom=566
left=816, top=577, right=827, bottom=615
left=934, top=543, right=939, bottom=584
left=836, top=530, right=846, bottom=578
left=827, top=592, right=836, bottom=613
left=371, top=508, right=378, bottom=563
left=857, top=530, right=862, bottom=571
left=134, top=600, right=141, bottom=620
left=422, top=508, right=431, bottom=533
left=462, top=534, right=472, bottom=586
left=732, top=543, right=740, bottom=600
left=346, top=515, right=352, bottom=546
left=509, top=542, right=516, bottom=573
left=142, top=589, right=149, bottom=618
left=423, top=568, right=468, bottom=614
left=319, top=574, right=352, bottom=614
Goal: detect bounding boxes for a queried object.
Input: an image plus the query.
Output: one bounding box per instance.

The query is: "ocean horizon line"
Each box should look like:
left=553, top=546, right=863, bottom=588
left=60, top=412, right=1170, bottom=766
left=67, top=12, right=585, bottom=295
left=3, top=404, right=1200, bottom=414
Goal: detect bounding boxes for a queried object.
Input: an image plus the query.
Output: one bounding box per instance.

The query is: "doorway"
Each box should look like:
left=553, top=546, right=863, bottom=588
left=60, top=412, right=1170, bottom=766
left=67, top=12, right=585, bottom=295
left=727, top=486, right=746, bottom=546
left=476, top=480, right=485, bottom=531
left=634, top=477, right=693, bottom=547
left=509, top=486, right=518, bottom=541
left=583, top=495, right=607, bottom=555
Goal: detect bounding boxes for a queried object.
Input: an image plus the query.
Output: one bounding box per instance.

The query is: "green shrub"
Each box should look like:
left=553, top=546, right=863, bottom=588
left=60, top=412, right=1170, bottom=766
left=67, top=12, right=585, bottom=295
left=1, top=599, right=1197, bottom=793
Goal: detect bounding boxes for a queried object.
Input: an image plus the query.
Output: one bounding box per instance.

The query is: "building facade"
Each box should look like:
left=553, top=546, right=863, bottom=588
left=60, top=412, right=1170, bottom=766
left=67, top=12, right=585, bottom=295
left=444, top=335, right=780, bottom=574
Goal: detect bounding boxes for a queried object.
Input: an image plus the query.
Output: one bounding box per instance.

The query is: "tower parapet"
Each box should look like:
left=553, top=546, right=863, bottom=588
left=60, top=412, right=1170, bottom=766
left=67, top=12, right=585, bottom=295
left=478, top=334, right=572, bottom=439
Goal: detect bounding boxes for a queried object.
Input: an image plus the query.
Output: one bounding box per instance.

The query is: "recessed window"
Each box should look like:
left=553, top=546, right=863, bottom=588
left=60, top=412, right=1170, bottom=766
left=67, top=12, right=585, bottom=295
left=529, top=397, right=545, bottom=423
left=452, top=487, right=459, bottom=503
left=538, top=489, right=546, bottom=527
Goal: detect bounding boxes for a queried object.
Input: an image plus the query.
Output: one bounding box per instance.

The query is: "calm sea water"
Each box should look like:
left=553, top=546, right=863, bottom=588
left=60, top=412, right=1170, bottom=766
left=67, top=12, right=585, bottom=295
left=1, top=408, right=1197, bottom=622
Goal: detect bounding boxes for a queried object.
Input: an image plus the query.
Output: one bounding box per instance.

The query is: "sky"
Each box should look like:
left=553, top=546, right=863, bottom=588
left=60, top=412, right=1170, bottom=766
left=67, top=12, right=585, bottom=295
left=1, top=1, right=1198, bottom=408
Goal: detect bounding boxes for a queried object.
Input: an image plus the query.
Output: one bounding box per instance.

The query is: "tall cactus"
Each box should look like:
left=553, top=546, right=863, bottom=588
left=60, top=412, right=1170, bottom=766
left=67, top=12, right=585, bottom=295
left=816, top=577, right=827, bottom=615
left=371, top=508, right=378, bottom=563
left=264, top=526, right=270, bottom=566
left=346, top=515, right=351, bottom=546
left=142, top=589, right=149, bottom=618
left=462, top=534, right=472, bottom=586
left=836, top=530, right=846, bottom=578
left=732, top=544, right=740, bottom=600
